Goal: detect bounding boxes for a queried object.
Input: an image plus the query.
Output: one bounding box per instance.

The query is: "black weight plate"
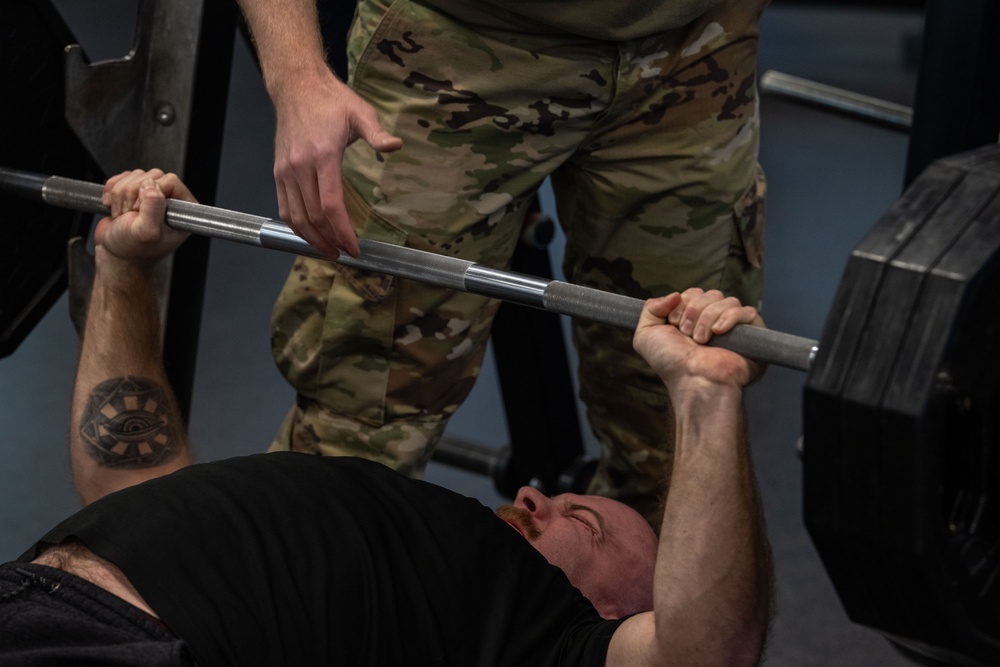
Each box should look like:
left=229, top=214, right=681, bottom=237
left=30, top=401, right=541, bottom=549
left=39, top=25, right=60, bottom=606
left=845, top=167, right=997, bottom=636
left=805, top=144, right=1000, bottom=666
left=0, top=0, right=102, bottom=358
left=877, top=151, right=1000, bottom=664
left=803, top=153, right=967, bottom=623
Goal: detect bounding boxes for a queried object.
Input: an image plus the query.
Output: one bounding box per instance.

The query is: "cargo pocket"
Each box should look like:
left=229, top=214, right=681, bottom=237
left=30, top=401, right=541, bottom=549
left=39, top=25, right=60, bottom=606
left=720, top=165, right=766, bottom=305
left=733, top=165, right=766, bottom=269
left=315, top=182, right=408, bottom=426
left=334, top=182, right=408, bottom=302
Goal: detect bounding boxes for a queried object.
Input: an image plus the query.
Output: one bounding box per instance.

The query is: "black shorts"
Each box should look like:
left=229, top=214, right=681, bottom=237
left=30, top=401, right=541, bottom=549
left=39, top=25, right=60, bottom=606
left=0, top=561, right=195, bottom=666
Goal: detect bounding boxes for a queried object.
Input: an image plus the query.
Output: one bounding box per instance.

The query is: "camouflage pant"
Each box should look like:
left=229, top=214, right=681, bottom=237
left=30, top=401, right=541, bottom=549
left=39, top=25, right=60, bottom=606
left=271, top=0, right=768, bottom=523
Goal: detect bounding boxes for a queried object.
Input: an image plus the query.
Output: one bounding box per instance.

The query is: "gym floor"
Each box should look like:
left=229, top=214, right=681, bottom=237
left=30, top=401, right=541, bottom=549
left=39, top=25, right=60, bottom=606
left=1, top=2, right=924, bottom=665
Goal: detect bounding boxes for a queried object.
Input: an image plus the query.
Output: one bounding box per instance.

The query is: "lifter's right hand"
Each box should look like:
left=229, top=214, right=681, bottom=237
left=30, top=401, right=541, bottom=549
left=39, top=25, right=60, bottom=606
left=270, top=69, right=402, bottom=260
left=97, top=168, right=193, bottom=267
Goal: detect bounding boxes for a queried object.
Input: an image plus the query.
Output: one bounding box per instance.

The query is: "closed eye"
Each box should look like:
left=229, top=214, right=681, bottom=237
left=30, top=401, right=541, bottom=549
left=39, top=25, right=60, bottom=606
left=571, top=513, right=599, bottom=539
left=566, top=504, right=606, bottom=544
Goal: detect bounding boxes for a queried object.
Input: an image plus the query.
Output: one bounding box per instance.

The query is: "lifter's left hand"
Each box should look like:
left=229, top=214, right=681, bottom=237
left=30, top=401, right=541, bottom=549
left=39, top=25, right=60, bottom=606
left=97, top=169, right=194, bottom=266
left=634, top=288, right=766, bottom=393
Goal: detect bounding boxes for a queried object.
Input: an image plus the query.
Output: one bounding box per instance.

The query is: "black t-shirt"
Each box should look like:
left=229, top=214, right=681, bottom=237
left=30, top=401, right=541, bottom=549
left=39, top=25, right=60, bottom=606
left=22, top=453, right=624, bottom=666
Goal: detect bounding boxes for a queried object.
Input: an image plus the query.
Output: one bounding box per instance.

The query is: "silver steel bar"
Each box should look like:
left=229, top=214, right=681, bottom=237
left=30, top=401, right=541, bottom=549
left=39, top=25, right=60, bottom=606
left=260, top=220, right=474, bottom=292
left=465, top=266, right=548, bottom=307
left=760, top=70, right=913, bottom=133
left=0, top=167, right=819, bottom=371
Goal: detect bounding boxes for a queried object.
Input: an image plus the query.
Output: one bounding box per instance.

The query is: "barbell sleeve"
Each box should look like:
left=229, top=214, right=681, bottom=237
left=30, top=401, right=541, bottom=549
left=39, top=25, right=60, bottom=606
left=0, top=166, right=819, bottom=371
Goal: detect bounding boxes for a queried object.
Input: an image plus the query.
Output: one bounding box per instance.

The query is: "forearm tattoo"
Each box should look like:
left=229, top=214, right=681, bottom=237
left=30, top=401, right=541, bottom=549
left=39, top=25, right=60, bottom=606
left=79, top=376, right=181, bottom=468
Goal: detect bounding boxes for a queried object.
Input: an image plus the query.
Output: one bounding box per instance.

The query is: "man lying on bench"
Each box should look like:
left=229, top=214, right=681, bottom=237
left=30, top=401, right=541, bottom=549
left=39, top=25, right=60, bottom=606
left=1, top=170, right=773, bottom=667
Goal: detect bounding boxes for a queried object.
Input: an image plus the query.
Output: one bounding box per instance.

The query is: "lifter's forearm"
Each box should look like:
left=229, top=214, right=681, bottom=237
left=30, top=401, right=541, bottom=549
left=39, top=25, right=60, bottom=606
left=70, top=253, right=190, bottom=505
left=653, top=383, right=772, bottom=666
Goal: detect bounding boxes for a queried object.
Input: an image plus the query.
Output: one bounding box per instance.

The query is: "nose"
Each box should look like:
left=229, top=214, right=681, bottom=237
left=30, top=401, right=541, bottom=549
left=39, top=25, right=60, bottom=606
left=515, top=486, right=553, bottom=521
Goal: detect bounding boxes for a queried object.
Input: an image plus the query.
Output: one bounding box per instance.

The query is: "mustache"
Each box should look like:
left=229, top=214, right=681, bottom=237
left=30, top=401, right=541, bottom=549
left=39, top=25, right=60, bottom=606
left=495, top=505, right=541, bottom=540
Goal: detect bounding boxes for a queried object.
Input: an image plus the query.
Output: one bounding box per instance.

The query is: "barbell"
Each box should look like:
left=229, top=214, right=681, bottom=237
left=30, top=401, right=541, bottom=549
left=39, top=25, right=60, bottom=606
left=0, top=165, right=819, bottom=371
left=3, top=142, right=1000, bottom=667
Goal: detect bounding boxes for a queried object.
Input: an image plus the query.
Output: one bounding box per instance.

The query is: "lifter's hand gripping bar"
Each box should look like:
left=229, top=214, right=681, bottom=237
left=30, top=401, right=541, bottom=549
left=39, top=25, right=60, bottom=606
left=0, top=167, right=819, bottom=371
